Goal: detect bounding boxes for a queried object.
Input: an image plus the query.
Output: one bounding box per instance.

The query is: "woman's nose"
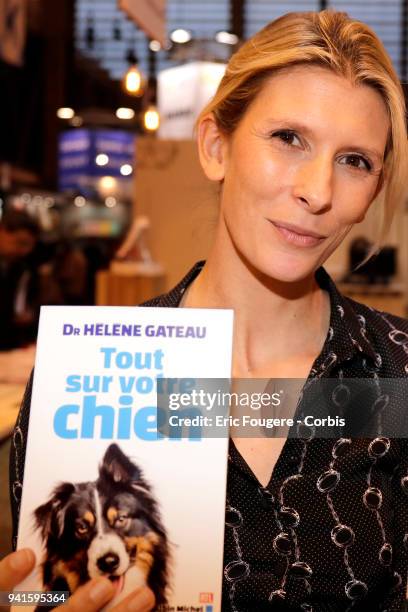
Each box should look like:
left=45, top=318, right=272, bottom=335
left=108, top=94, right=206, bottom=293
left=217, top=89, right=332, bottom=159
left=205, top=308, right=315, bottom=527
left=292, top=154, right=334, bottom=213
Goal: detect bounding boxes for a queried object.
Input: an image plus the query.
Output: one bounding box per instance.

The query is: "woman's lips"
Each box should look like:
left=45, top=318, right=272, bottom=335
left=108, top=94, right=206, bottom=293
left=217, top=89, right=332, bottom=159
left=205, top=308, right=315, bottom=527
left=270, top=220, right=326, bottom=247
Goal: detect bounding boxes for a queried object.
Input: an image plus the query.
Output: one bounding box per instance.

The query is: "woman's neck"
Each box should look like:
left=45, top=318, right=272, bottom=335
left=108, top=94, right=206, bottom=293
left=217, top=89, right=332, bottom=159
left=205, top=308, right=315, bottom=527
left=182, top=239, right=331, bottom=377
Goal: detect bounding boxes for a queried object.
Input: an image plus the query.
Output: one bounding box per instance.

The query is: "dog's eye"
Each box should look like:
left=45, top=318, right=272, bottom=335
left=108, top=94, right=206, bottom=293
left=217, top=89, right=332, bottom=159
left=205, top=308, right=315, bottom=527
left=75, top=522, right=89, bottom=535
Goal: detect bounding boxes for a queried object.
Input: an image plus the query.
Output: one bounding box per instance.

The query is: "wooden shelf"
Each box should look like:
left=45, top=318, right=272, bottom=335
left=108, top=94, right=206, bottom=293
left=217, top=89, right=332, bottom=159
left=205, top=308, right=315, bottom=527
left=96, top=270, right=165, bottom=306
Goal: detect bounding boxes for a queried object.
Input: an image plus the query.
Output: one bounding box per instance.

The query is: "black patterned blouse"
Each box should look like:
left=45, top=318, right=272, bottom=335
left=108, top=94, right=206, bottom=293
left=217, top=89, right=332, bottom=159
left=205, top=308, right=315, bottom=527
left=9, top=262, right=408, bottom=611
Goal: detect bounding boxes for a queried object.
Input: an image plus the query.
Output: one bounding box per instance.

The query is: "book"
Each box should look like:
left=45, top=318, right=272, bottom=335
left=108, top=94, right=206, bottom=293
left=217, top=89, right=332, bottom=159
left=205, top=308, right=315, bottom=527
left=14, top=305, right=234, bottom=611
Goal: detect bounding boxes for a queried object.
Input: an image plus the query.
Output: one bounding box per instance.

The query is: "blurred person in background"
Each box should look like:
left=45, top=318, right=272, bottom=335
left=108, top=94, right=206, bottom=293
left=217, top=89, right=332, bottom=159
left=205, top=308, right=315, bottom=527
left=40, top=236, right=90, bottom=306
left=53, top=239, right=89, bottom=304
left=0, top=209, right=40, bottom=350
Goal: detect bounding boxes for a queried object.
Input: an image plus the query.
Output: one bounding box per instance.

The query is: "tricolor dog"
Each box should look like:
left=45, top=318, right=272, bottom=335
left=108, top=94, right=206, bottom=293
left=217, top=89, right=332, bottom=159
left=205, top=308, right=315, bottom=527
left=33, top=443, right=169, bottom=609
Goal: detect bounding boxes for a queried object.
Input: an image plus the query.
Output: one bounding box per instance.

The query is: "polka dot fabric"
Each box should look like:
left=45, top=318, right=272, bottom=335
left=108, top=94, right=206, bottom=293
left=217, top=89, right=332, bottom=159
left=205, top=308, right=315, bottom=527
left=9, top=262, right=408, bottom=611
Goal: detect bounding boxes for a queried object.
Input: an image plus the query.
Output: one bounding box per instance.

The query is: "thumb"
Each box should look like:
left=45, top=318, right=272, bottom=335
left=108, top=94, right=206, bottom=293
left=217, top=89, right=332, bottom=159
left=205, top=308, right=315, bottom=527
left=0, top=549, right=36, bottom=591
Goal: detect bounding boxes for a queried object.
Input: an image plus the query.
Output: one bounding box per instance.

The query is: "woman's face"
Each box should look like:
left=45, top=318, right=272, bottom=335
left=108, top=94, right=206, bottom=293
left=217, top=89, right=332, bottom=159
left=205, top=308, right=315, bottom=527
left=205, top=65, right=390, bottom=283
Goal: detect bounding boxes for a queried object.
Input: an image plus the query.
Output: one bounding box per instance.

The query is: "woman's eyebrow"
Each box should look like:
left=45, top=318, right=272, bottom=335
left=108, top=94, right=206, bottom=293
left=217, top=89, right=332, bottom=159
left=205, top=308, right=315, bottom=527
left=263, top=119, right=384, bottom=162
left=263, top=119, right=312, bottom=135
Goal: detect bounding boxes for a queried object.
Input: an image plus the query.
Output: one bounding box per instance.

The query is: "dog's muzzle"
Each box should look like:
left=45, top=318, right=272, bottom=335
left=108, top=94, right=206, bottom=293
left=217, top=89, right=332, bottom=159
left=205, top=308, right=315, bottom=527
left=87, top=533, right=130, bottom=579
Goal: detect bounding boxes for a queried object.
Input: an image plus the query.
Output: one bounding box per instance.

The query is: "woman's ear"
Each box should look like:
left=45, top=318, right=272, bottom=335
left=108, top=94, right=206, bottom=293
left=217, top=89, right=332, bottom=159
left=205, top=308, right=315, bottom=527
left=197, top=114, right=228, bottom=182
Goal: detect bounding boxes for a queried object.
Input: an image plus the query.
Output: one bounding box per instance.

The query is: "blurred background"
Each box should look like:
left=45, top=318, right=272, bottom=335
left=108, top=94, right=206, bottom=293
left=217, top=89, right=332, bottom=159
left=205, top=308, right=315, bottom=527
left=0, top=0, right=408, bottom=556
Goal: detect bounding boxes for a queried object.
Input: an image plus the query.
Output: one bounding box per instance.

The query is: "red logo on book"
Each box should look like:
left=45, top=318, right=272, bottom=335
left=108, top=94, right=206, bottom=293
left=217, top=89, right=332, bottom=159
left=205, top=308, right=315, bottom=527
left=199, top=593, right=214, bottom=603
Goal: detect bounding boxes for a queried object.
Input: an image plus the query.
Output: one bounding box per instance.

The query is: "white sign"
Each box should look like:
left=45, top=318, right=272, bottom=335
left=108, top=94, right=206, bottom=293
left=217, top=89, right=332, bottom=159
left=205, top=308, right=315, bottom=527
left=158, top=62, right=226, bottom=140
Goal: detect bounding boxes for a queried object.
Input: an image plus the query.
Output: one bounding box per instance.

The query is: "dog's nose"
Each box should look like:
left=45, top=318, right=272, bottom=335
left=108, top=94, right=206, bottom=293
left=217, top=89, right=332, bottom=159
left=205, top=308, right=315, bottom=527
left=97, top=552, right=120, bottom=574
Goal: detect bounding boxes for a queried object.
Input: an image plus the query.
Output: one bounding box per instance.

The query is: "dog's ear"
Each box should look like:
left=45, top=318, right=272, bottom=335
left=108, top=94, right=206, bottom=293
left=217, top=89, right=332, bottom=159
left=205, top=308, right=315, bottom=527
left=34, top=482, right=75, bottom=541
left=99, top=443, right=142, bottom=484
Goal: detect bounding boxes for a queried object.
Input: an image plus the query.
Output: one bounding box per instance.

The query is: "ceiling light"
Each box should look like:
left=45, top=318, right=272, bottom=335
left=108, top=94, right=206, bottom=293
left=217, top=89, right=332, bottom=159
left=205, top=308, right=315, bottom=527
left=99, top=176, right=117, bottom=191
left=215, top=31, right=239, bottom=45
left=120, top=164, right=133, bottom=177
left=143, top=106, right=160, bottom=132
left=105, top=196, right=117, bottom=208
left=57, top=107, right=75, bottom=120
left=116, top=107, right=135, bottom=120
left=74, top=196, right=86, bottom=207
left=96, top=153, right=109, bottom=166
left=71, top=115, right=83, bottom=127
left=170, top=29, right=192, bottom=44
left=149, top=40, right=162, bottom=52
left=123, top=65, right=145, bottom=96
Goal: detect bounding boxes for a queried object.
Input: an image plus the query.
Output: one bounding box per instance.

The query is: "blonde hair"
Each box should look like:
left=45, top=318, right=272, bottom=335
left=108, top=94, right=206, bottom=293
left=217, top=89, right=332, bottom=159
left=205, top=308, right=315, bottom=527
left=198, top=10, right=408, bottom=244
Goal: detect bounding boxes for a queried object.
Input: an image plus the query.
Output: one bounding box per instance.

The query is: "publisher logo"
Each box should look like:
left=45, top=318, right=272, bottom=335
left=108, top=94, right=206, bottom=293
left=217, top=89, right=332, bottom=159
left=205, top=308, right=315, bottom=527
left=199, top=593, right=213, bottom=603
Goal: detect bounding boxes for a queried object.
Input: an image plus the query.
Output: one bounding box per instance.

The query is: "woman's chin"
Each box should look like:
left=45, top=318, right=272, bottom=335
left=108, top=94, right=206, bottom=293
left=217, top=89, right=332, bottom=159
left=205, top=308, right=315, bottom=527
left=253, top=258, right=320, bottom=285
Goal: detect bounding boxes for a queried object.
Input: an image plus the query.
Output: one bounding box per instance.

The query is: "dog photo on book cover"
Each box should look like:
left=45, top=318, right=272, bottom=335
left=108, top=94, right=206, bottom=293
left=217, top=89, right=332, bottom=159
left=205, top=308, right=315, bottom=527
left=32, top=443, right=170, bottom=610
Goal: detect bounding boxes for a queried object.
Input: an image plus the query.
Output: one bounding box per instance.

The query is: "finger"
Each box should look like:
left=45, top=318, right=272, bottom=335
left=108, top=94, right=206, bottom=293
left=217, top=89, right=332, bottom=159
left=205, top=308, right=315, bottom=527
left=61, top=578, right=115, bottom=612
left=0, top=549, right=36, bottom=590
left=110, top=586, right=156, bottom=612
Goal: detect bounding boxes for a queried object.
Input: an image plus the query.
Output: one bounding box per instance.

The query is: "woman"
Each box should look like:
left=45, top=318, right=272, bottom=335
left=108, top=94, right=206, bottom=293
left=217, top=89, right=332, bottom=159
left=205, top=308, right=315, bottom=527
left=7, top=9, right=408, bottom=611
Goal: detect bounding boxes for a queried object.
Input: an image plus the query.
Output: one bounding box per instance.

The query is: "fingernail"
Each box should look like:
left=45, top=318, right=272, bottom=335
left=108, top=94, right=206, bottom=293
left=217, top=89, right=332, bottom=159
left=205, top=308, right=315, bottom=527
left=89, top=578, right=113, bottom=603
left=9, top=549, right=34, bottom=571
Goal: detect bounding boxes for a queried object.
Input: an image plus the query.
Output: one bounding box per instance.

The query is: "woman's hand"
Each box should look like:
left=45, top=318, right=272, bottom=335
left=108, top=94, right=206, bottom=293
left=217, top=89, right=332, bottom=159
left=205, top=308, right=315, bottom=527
left=0, top=548, right=36, bottom=592
left=0, top=549, right=155, bottom=611
left=56, top=579, right=155, bottom=612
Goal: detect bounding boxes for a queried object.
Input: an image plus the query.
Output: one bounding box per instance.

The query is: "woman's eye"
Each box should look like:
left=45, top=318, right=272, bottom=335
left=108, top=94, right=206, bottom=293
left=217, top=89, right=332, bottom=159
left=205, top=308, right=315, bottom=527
left=341, top=154, right=372, bottom=171
left=272, top=130, right=301, bottom=147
